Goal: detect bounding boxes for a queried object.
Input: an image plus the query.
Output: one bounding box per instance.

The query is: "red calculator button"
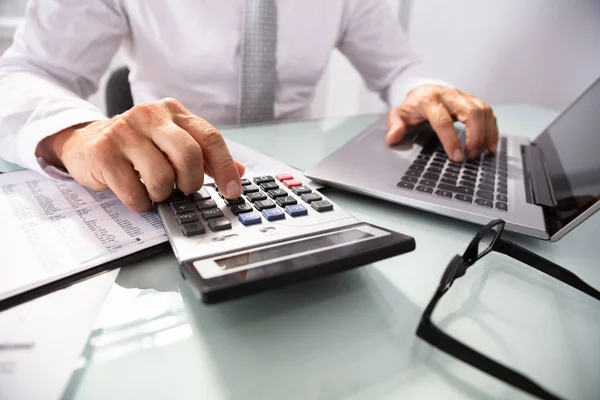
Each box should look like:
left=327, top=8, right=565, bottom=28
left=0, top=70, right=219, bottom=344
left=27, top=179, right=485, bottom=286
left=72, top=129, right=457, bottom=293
left=276, top=173, right=294, bottom=181
left=283, top=179, right=302, bottom=188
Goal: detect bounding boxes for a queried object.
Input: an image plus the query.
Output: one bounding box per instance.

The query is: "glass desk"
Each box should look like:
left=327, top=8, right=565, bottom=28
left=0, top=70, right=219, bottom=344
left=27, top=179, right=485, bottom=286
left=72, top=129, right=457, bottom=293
left=46, top=105, right=599, bottom=399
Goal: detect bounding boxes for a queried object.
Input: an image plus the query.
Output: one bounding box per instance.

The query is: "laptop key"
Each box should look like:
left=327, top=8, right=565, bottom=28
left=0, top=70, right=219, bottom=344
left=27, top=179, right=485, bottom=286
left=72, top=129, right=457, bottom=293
left=460, top=180, right=475, bottom=188
left=446, top=167, right=460, bottom=175
left=430, top=162, right=445, bottom=169
left=462, top=174, right=476, bottom=182
left=422, top=172, right=440, bottom=181
left=419, top=179, right=437, bottom=188
left=463, top=169, right=477, bottom=177
left=498, top=187, right=508, bottom=195
left=427, top=167, right=443, bottom=174
left=476, top=190, right=494, bottom=200
left=497, top=182, right=507, bottom=189
left=478, top=184, right=495, bottom=192
left=402, top=176, right=419, bottom=183
left=405, top=170, right=422, bottom=178
left=496, top=202, right=508, bottom=211
left=437, top=183, right=474, bottom=196
left=397, top=181, right=415, bottom=190
left=416, top=185, right=434, bottom=194
left=414, top=159, right=428, bottom=166
left=409, top=164, right=425, bottom=172
left=475, top=198, right=494, bottom=208
left=454, top=194, right=473, bottom=203
left=444, top=172, right=459, bottom=180
left=496, top=194, right=508, bottom=202
left=435, top=190, right=453, bottom=198
left=440, top=177, right=457, bottom=185
left=480, top=179, right=495, bottom=187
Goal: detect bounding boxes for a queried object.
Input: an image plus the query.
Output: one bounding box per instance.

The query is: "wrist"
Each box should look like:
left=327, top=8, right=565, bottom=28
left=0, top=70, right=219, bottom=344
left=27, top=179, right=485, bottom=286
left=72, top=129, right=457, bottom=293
left=35, top=123, right=89, bottom=168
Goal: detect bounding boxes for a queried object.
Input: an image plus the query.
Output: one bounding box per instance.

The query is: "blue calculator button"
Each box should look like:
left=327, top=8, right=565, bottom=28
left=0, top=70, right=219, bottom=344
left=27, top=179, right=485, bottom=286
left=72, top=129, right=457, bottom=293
left=238, top=212, right=262, bottom=226
left=285, top=204, right=308, bottom=217
left=262, top=208, right=285, bottom=221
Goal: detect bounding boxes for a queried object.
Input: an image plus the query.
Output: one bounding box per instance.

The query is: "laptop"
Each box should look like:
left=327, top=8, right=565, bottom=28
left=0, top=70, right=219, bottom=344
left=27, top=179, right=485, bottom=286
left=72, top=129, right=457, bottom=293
left=305, top=77, right=600, bottom=241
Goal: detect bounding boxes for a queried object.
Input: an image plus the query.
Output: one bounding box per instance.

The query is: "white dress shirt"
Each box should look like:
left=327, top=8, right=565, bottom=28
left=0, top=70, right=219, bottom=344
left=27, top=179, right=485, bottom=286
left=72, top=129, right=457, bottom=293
left=0, top=0, right=445, bottom=177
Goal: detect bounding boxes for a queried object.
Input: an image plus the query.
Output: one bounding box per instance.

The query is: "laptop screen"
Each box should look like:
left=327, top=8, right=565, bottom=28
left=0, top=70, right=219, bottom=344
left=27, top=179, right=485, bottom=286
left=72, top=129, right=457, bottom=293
left=534, top=77, right=600, bottom=228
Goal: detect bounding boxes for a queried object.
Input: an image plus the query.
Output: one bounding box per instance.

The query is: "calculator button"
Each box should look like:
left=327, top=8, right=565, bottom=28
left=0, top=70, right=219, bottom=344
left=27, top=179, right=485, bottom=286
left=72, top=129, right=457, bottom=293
left=196, top=199, right=217, bottom=210
left=242, top=185, right=259, bottom=194
left=311, top=200, right=333, bottom=212
left=171, top=202, right=195, bottom=215
left=224, top=197, right=245, bottom=206
left=285, top=204, right=308, bottom=217
left=253, top=176, right=275, bottom=184
left=268, top=189, right=288, bottom=198
left=282, top=179, right=302, bottom=188
left=202, top=208, right=224, bottom=220
left=246, top=192, right=267, bottom=203
left=260, top=182, right=279, bottom=191
left=240, top=178, right=252, bottom=186
left=291, top=185, right=311, bottom=195
left=301, top=193, right=322, bottom=203
left=169, top=189, right=187, bottom=203
left=208, top=218, right=232, bottom=232
left=262, top=208, right=286, bottom=221
left=255, top=199, right=276, bottom=211
left=176, top=212, right=199, bottom=225
left=415, top=185, right=434, bottom=194
left=276, top=173, right=294, bottom=181
left=192, top=188, right=211, bottom=201
left=276, top=196, right=297, bottom=207
left=230, top=203, right=253, bottom=215
left=238, top=212, right=262, bottom=226
left=181, top=222, right=205, bottom=237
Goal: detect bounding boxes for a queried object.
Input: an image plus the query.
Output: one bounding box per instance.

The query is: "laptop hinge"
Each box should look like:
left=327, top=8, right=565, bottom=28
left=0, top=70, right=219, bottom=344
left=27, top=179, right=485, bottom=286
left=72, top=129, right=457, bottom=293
left=522, top=144, right=556, bottom=208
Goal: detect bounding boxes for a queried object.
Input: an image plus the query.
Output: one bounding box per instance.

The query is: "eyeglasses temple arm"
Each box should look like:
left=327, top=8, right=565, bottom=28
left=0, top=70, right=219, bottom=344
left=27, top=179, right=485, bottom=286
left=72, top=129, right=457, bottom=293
left=417, top=321, right=563, bottom=400
left=495, top=239, right=600, bottom=301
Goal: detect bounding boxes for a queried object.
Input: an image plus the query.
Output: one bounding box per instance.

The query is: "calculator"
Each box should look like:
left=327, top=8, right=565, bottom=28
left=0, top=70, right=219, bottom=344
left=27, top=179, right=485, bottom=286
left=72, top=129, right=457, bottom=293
left=157, top=172, right=415, bottom=304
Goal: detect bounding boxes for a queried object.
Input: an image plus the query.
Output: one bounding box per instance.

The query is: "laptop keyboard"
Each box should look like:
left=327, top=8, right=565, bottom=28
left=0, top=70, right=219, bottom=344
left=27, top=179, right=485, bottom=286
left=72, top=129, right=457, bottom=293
left=397, top=137, right=508, bottom=211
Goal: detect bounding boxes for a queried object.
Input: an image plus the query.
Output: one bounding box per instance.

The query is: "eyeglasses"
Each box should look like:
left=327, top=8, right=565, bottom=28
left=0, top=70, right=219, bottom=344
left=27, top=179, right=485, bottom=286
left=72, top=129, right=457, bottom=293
left=416, top=219, right=600, bottom=400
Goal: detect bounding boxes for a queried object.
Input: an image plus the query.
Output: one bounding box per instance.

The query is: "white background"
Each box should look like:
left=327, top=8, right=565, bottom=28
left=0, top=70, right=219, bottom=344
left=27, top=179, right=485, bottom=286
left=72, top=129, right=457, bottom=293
left=1, top=0, right=599, bottom=118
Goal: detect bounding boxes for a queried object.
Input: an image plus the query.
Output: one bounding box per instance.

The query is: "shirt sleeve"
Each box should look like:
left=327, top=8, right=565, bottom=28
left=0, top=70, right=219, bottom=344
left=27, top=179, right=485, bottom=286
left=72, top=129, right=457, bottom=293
left=336, top=0, right=452, bottom=108
left=0, top=0, right=128, bottom=178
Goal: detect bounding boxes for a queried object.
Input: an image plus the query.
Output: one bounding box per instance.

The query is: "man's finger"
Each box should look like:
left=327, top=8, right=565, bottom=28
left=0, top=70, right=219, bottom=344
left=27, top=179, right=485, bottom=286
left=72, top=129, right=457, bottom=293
left=386, top=109, right=407, bottom=145
left=175, top=114, right=241, bottom=199
left=204, top=160, right=246, bottom=179
left=417, top=99, right=463, bottom=162
left=121, top=137, right=176, bottom=202
left=471, top=98, right=498, bottom=153
left=99, top=157, right=152, bottom=212
left=440, top=93, right=485, bottom=158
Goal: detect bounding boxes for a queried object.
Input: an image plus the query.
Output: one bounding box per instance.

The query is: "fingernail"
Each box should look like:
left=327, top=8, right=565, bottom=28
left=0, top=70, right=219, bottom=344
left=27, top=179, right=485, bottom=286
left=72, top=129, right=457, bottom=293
left=225, top=180, right=241, bottom=198
left=452, top=149, right=464, bottom=162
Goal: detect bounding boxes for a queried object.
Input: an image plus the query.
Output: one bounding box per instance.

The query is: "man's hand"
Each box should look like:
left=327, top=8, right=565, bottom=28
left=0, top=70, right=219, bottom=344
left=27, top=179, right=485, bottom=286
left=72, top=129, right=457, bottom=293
left=386, top=85, right=499, bottom=162
left=36, top=98, right=245, bottom=212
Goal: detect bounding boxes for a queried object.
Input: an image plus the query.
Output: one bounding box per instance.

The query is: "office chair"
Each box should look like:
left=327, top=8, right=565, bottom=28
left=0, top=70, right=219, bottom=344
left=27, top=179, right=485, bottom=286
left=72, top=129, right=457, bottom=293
left=105, top=66, right=134, bottom=117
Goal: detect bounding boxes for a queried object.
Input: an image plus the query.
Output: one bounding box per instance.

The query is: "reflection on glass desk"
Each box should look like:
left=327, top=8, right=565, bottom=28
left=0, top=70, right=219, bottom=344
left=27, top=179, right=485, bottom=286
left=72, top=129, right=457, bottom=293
left=55, top=105, right=600, bottom=400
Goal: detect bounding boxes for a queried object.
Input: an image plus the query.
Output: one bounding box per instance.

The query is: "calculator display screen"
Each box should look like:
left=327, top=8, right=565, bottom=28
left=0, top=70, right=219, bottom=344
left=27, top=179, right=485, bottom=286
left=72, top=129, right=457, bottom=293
left=214, top=229, right=373, bottom=269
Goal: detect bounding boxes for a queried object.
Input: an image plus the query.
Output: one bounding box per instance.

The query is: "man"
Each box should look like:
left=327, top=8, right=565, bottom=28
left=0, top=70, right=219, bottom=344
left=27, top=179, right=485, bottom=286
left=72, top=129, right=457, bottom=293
left=0, top=0, right=498, bottom=212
